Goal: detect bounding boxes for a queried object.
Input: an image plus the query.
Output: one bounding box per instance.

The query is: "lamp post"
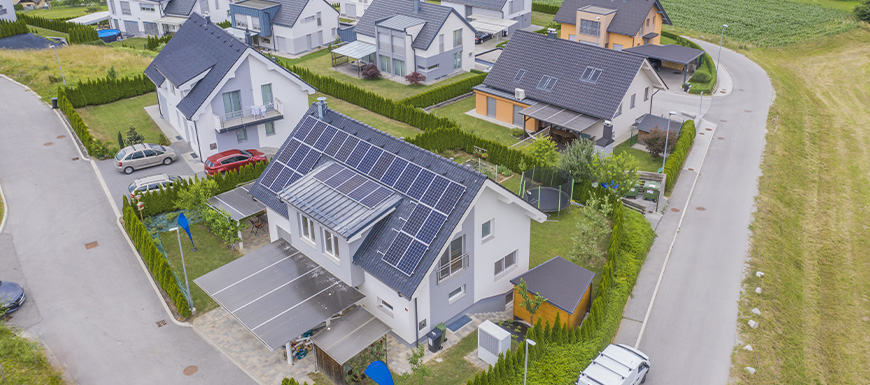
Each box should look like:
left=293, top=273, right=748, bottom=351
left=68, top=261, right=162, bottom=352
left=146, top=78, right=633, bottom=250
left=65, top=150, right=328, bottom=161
left=50, top=45, right=66, bottom=86
left=662, top=111, right=677, bottom=172
left=716, top=24, right=728, bottom=79
left=524, top=338, right=537, bottom=385
left=168, top=227, right=195, bottom=312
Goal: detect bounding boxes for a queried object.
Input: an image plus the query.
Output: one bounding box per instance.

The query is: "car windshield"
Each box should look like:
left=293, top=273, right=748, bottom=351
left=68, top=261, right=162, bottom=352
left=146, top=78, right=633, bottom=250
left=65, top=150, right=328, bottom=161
left=128, top=182, right=137, bottom=193
left=115, top=149, right=127, bottom=161
left=205, top=160, right=214, bottom=167
left=240, top=150, right=253, bottom=156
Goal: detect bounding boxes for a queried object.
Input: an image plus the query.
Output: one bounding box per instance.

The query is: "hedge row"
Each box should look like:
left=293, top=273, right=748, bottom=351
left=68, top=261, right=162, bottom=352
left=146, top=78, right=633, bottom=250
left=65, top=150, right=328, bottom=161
left=468, top=204, right=656, bottom=384
left=663, top=120, right=696, bottom=191
left=145, top=34, right=172, bottom=51
left=399, top=73, right=487, bottom=108
left=122, top=198, right=192, bottom=318
left=68, top=25, right=98, bottom=44
left=531, top=1, right=559, bottom=14
left=0, top=19, right=29, bottom=38
left=661, top=31, right=717, bottom=94
left=56, top=87, right=99, bottom=155
left=60, top=74, right=155, bottom=108
left=18, top=13, right=88, bottom=34
left=134, top=161, right=268, bottom=217
left=407, top=127, right=536, bottom=173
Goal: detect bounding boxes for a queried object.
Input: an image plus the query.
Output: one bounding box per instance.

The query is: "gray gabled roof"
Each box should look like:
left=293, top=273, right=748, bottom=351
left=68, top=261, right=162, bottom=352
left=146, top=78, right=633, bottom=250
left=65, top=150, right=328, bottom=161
left=261, top=0, right=337, bottom=28
left=355, top=0, right=476, bottom=50
left=480, top=30, right=649, bottom=120
left=443, top=0, right=506, bottom=12
left=554, top=0, right=671, bottom=37
left=510, top=256, right=595, bottom=314
left=163, top=0, right=197, bottom=16
left=144, top=13, right=313, bottom=120
left=624, top=43, right=703, bottom=65
left=377, top=14, right=426, bottom=30
left=250, top=103, right=487, bottom=297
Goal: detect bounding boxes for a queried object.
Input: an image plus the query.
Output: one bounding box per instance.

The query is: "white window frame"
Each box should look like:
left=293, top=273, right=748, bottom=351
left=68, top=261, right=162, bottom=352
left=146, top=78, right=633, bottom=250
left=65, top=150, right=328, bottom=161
left=139, top=3, right=154, bottom=11
left=236, top=128, right=247, bottom=143
left=644, top=86, right=649, bottom=101
left=494, top=250, right=517, bottom=278
left=630, top=94, right=636, bottom=109
left=300, top=214, right=316, bottom=244
left=377, top=297, right=394, bottom=317
left=120, top=1, right=131, bottom=15
left=323, top=229, right=340, bottom=261
left=453, top=28, right=462, bottom=47
left=448, top=285, right=466, bottom=304
left=481, top=219, right=494, bottom=241
left=265, top=121, right=276, bottom=136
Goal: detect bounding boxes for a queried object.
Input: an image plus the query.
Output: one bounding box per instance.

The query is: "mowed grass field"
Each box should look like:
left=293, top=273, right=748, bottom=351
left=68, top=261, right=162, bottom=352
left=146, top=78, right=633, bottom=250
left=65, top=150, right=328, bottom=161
left=732, top=29, right=870, bottom=384
left=20, top=5, right=108, bottom=19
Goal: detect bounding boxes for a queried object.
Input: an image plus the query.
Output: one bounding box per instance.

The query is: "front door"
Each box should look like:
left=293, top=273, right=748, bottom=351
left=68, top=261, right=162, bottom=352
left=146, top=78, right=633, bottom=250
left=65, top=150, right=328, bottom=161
left=486, top=97, right=496, bottom=118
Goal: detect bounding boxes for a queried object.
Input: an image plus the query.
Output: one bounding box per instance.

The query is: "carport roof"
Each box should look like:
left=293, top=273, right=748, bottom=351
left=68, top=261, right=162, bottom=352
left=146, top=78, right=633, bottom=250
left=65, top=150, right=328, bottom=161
left=207, top=182, right=266, bottom=221
left=311, top=306, right=391, bottom=365
left=195, top=240, right=364, bottom=351
left=519, top=102, right=600, bottom=134
left=468, top=14, right=517, bottom=35
left=624, top=44, right=704, bottom=66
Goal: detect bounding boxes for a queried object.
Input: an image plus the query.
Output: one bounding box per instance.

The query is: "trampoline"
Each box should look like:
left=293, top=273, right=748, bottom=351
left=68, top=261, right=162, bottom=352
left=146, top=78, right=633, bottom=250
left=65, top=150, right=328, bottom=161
left=520, top=166, right=574, bottom=214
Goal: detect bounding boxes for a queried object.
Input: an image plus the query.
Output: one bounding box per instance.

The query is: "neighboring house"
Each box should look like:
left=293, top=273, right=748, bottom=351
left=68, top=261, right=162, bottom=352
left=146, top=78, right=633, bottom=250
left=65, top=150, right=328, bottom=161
left=440, top=0, right=530, bottom=36
left=354, top=0, right=476, bottom=82
left=13, top=0, right=47, bottom=10
left=472, top=30, right=667, bottom=152
left=144, top=13, right=316, bottom=161
left=339, top=0, right=369, bottom=19
left=248, top=99, right=547, bottom=344
left=554, top=0, right=671, bottom=50
left=108, top=0, right=231, bottom=37
left=227, top=0, right=339, bottom=56
left=1, top=0, right=15, bottom=22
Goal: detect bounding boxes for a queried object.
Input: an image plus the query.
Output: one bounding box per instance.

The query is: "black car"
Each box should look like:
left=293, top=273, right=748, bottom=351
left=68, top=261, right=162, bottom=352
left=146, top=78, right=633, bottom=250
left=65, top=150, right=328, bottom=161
left=475, top=32, right=493, bottom=44
left=0, top=281, right=26, bottom=314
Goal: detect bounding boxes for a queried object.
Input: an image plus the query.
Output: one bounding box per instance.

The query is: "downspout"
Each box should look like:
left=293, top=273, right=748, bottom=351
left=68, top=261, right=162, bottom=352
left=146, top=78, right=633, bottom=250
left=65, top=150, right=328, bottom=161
left=406, top=30, right=416, bottom=76
left=193, top=120, right=203, bottom=161
left=649, top=88, right=661, bottom=115
left=156, top=91, right=163, bottom=117
left=414, top=297, right=420, bottom=347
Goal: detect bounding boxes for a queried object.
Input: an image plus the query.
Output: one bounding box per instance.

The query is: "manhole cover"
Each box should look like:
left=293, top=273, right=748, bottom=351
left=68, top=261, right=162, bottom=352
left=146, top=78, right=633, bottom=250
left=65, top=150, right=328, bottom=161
left=699, top=132, right=705, bottom=135
left=720, top=120, right=728, bottom=123
left=44, top=142, right=53, bottom=146
left=720, top=90, right=726, bottom=94
left=671, top=208, right=680, bottom=212
left=745, top=109, right=752, bottom=113
left=696, top=207, right=706, bottom=211
left=175, top=135, right=183, bottom=140
left=688, top=168, right=695, bottom=171
left=705, top=128, right=712, bottom=131
left=56, top=135, right=66, bottom=139
left=156, top=320, right=167, bottom=327
left=183, top=366, right=198, bottom=376
left=72, top=157, right=79, bottom=161
left=85, top=241, right=99, bottom=249
left=718, top=137, right=725, bottom=140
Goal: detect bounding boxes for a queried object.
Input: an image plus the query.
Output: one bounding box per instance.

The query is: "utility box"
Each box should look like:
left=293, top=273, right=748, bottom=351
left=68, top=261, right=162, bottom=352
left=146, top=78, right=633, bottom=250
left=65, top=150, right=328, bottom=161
left=477, top=320, right=511, bottom=365
left=643, top=181, right=660, bottom=201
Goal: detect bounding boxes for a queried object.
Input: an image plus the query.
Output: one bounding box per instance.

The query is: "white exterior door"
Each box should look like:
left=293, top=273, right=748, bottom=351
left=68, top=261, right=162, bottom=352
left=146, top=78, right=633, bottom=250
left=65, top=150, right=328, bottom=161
left=276, top=36, right=287, bottom=52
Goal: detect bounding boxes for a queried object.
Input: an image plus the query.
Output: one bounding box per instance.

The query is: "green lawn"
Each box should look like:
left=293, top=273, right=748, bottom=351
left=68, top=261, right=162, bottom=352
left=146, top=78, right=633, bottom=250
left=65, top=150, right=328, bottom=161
left=430, top=97, right=518, bottom=145
left=158, top=222, right=242, bottom=314
left=278, top=50, right=480, bottom=101
left=76, top=93, right=164, bottom=146
left=393, top=331, right=482, bottom=385
left=310, top=93, right=422, bottom=139
left=26, top=25, right=69, bottom=40
left=109, top=37, right=150, bottom=50
left=531, top=11, right=555, bottom=28
left=0, top=323, right=65, bottom=385
left=21, top=5, right=107, bottom=19
left=614, top=140, right=661, bottom=173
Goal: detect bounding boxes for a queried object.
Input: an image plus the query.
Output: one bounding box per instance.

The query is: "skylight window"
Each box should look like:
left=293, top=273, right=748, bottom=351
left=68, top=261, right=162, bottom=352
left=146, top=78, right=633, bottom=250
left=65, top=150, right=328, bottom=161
left=536, top=75, right=558, bottom=91
left=580, top=66, right=603, bottom=83
left=514, top=69, right=526, bottom=82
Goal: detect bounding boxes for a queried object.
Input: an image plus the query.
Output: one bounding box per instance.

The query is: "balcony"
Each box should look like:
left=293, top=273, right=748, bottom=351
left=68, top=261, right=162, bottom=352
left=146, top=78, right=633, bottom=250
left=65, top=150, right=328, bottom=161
left=216, top=98, right=283, bottom=133
left=437, top=253, right=469, bottom=284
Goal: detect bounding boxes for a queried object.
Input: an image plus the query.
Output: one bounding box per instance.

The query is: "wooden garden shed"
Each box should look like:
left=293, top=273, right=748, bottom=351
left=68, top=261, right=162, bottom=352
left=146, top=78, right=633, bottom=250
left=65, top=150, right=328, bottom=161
left=510, top=256, right=595, bottom=328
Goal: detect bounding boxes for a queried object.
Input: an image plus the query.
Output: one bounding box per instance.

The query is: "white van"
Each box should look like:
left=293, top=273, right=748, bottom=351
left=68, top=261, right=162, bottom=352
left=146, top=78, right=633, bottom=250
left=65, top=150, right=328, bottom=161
left=576, top=344, right=650, bottom=385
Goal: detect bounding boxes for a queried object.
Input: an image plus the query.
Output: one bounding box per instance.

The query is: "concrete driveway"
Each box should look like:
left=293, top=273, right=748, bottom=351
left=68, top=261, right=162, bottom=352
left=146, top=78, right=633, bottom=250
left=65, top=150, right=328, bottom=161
left=96, top=157, right=196, bottom=209
left=0, top=76, right=255, bottom=385
left=614, top=40, right=773, bottom=384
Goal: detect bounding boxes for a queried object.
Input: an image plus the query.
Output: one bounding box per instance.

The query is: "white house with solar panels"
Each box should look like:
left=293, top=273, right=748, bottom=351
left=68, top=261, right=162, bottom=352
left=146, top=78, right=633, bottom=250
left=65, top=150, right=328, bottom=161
left=195, top=98, right=546, bottom=352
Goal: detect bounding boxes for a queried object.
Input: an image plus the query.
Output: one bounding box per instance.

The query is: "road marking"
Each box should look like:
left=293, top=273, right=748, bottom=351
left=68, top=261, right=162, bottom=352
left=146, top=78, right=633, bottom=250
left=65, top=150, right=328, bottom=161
left=635, top=120, right=716, bottom=349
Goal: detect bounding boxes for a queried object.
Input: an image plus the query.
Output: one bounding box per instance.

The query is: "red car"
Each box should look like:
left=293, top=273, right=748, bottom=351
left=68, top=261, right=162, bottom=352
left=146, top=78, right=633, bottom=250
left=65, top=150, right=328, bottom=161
left=205, top=149, right=266, bottom=175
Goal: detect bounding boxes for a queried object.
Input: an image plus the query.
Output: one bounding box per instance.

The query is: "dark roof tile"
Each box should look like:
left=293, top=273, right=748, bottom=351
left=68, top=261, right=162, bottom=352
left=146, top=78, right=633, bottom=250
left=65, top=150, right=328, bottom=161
left=553, top=0, right=671, bottom=37
left=356, top=0, right=474, bottom=50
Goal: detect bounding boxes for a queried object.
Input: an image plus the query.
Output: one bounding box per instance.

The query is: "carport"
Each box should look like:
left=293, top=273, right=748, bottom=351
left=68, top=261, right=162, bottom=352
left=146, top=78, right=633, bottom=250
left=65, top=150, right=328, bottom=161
left=468, top=14, right=517, bottom=41
left=331, top=41, right=377, bottom=77
left=207, top=182, right=266, bottom=250
left=625, top=44, right=705, bottom=84
left=311, top=306, right=391, bottom=385
left=519, top=102, right=601, bottom=144
left=195, top=240, right=365, bottom=357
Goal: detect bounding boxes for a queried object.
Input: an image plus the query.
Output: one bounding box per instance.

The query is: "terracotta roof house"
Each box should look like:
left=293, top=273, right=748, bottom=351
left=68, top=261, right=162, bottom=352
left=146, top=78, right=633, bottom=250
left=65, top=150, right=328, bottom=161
left=554, top=0, right=671, bottom=50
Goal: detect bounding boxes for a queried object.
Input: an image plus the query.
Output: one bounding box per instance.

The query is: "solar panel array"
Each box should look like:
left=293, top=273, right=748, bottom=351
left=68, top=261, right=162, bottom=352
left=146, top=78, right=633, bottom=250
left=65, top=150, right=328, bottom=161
left=263, top=115, right=467, bottom=276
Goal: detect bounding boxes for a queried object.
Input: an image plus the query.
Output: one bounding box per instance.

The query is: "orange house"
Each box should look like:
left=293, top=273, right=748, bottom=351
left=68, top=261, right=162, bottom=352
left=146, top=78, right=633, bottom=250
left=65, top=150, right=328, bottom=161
left=553, top=0, right=672, bottom=50
left=510, top=256, right=595, bottom=328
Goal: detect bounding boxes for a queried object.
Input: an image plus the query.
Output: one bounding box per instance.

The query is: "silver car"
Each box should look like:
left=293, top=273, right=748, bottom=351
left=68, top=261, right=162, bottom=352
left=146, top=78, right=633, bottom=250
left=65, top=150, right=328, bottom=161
left=114, top=143, right=177, bottom=174
left=128, top=174, right=181, bottom=195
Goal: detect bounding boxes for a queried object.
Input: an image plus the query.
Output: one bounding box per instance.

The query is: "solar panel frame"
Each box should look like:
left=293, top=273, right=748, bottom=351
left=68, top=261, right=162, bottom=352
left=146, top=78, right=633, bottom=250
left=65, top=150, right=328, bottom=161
left=406, top=170, right=435, bottom=200
left=420, top=177, right=449, bottom=207
left=415, top=212, right=447, bottom=244
left=325, top=168, right=355, bottom=188
left=401, top=205, right=431, bottom=235
left=303, top=121, right=327, bottom=145
left=336, top=174, right=368, bottom=194
left=393, top=163, right=422, bottom=193
left=396, top=240, right=428, bottom=276
left=276, top=140, right=300, bottom=164
left=380, top=157, right=408, bottom=187
left=298, top=150, right=321, bottom=173
left=434, top=182, right=466, bottom=214
left=314, top=126, right=337, bottom=149
left=356, top=147, right=382, bottom=174
left=269, top=167, right=296, bottom=192
left=368, top=152, right=395, bottom=180
left=323, top=130, right=348, bottom=156
left=345, top=141, right=372, bottom=168
left=288, top=145, right=310, bottom=168
left=292, top=117, right=316, bottom=140
left=346, top=181, right=378, bottom=201
left=313, top=162, right=343, bottom=181
left=260, top=163, right=283, bottom=189
left=383, top=232, right=412, bottom=265
left=359, top=186, right=393, bottom=208
left=335, top=136, right=360, bottom=162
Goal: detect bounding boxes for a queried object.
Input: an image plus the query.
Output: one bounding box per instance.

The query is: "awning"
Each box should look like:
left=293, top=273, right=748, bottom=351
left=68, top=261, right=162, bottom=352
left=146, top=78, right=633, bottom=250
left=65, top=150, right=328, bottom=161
left=195, top=240, right=365, bottom=351
left=312, top=306, right=391, bottom=365
left=332, top=40, right=376, bottom=60
left=155, top=15, right=188, bottom=25
left=624, top=44, right=704, bottom=65
left=519, top=102, right=600, bottom=134
left=207, top=182, right=265, bottom=221
left=468, top=14, right=517, bottom=35
left=68, top=11, right=110, bottom=25
left=224, top=27, right=248, bottom=41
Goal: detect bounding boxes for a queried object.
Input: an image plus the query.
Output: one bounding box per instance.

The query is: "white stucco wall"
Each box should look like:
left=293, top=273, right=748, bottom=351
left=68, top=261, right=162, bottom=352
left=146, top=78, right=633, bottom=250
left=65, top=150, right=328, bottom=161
left=270, top=0, right=339, bottom=55
left=358, top=270, right=417, bottom=343
left=339, top=0, right=369, bottom=18
left=0, top=0, right=17, bottom=22
left=416, top=12, right=474, bottom=73
left=110, top=0, right=166, bottom=36
left=610, top=64, right=663, bottom=144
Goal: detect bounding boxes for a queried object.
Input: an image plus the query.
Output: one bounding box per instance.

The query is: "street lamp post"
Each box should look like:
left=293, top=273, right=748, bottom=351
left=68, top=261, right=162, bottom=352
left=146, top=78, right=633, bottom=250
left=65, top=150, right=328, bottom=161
left=524, top=338, right=537, bottom=385
left=50, top=45, right=66, bottom=86
left=716, top=24, right=728, bottom=79
left=168, top=227, right=195, bottom=313
left=662, top=111, right=677, bottom=172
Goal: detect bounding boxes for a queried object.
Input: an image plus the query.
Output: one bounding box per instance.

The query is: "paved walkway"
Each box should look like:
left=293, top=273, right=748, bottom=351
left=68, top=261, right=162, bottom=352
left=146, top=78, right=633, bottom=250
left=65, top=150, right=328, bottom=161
left=144, top=105, right=207, bottom=175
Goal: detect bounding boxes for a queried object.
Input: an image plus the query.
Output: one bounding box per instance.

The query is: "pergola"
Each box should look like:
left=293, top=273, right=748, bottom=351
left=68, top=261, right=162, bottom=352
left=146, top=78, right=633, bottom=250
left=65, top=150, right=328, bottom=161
left=207, top=182, right=266, bottom=250
left=331, top=41, right=377, bottom=77
left=468, top=14, right=517, bottom=41
left=519, top=102, right=601, bottom=144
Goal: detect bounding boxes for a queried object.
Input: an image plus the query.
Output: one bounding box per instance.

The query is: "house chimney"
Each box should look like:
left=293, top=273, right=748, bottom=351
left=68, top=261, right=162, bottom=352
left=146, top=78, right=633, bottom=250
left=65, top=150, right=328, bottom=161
left=317, top=97, right=328, bottom=118
left=603, top=120, right=613, bottom=140
left=204, top=12, right=211, bottom=23
left=546, top=27, right=557, bottom=40
left=413, top=0, right=420, bottom=13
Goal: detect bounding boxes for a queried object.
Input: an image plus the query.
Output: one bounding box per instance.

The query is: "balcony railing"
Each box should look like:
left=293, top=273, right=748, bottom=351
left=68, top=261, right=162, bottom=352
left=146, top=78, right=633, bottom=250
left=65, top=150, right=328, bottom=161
left=217, top=98, right=283, bottom=132
left=437, top=253, right=469, bottom=284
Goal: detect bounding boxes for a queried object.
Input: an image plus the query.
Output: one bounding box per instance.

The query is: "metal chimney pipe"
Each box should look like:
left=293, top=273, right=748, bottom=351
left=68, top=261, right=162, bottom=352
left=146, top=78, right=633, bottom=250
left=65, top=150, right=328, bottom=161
left=414, top=0, right=420, bottom=13
left=317, top=96, right=327, bottom=118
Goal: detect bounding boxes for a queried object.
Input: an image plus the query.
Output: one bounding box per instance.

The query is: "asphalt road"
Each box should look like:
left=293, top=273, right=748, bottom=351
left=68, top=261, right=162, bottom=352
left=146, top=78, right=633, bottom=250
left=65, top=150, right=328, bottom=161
left=0, top=76, right=255, bottom=385
left=614, top=41, right=774, bottom=383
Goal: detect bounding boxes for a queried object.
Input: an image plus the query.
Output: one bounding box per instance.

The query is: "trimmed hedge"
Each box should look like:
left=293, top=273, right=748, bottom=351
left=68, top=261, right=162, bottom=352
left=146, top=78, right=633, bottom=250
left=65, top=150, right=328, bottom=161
left=399, top=73, right=487, bottom=108
left=407, top=127, right=535, bottom=173
left=663, top=120, right=696, bottom=191
left=122, top=198, right=192, bottom=318
left=0, top=19, right=29, bottom=38
left=56, top=87, right=99, bottom=155
left=18, top=13, right=96, bottom=36
left=467, top=204, right=655, bottom=384
left=68, top=24, right=98, bottom=44
left=532, top=1, right=559, bottom=14
left=145, top=34, right=172, bottom=51
left=59, top=74, right=156, bottom=108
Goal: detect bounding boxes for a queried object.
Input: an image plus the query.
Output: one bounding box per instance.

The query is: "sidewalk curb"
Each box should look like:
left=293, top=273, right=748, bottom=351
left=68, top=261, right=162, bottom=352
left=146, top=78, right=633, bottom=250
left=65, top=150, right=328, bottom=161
left=190, top=321, right=270, bottom=385
left=0, top=183, right=7, bottom=236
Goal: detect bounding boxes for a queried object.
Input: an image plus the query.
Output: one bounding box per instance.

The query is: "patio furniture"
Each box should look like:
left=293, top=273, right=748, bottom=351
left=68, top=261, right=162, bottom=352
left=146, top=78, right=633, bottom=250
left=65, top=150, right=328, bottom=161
left=249, top=218, right=265, bottom=235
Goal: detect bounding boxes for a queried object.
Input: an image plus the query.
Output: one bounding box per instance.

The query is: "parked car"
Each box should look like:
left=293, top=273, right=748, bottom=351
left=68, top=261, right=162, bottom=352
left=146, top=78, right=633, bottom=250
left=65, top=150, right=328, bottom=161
left=0, top=281, right=26, bottom=315
left=115, top=143, right=178, bottom=174
left=576, top=344, right=650, bottom=385
left=128, top=174, right=182, bottom=196
left=204, top=149, right=266, bottom=176
left=475, top=32, right=493, bottom=44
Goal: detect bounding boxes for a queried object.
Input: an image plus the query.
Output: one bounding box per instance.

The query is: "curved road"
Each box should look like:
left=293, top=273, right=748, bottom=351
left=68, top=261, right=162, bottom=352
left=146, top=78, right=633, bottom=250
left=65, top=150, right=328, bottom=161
left=0, top=76, right=254, bottom=385
left=615, top=41, right=774, bottom=383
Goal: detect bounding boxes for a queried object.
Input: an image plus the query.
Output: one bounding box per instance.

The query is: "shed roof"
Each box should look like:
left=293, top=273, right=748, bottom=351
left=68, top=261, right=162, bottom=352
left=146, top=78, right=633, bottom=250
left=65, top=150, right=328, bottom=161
left=554, top=0, right=671, bottom=37
left=633, top=113, right=683, bottom=134
left=207, top=182, right=266, bottom=221
left=331, top=40, right=377, bottom=59
left=163, top=0, right=197, bottom=16
left=311, top=307, right=391, bottom=364
left=510, top=256, right=595, bottom=313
